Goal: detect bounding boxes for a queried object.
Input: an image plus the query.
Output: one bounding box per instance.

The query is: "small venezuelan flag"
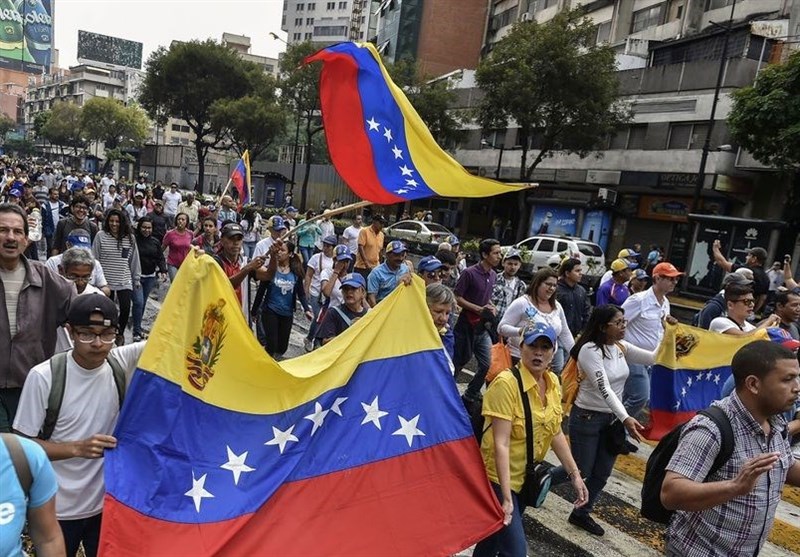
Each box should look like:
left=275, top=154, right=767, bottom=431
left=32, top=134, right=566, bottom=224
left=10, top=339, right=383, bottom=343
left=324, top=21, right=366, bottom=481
left=304, top=42, right=524, bottom=204
left=647, top=323, right=769, bottom=440
left=230, top=150, right=250, bottom=207
left=99, top=255, right=503, bottom=556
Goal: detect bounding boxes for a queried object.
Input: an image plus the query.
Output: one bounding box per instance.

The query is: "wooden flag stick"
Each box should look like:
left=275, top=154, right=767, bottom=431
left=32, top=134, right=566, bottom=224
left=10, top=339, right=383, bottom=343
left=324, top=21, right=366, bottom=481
left=281, top=199, right=372, bottom=240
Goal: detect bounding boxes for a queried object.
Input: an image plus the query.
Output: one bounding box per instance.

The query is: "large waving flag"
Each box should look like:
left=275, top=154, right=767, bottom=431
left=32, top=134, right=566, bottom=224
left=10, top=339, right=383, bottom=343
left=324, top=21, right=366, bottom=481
left=99, top=255, right=503, bottom=556
left=229, top=150, right=250, bottom=207
left=647, top=323, right=770, bottom=440
left=304, top=42, right=525, bottom=204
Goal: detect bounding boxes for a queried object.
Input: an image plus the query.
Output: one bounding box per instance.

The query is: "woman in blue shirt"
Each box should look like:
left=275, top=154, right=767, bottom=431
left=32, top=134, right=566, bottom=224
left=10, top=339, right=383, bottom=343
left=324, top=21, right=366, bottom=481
left=261, top=240, right=313, bottom=358
left=294, top=210, right=322, bottom=264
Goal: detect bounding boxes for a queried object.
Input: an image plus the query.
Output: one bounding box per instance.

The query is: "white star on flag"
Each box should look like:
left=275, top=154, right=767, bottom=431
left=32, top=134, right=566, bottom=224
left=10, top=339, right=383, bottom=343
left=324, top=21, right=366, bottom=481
left=706, top=372, right=713, bottom=381
left=265, top=425, right=299, bottom=454
left=304, top=402, right=330, bottom=436
left=395, top=189, right=409, bottom=194
left=680, top=387, right=687, bottom=397
left=366, top=117, right=380, bottom=131
left=220, top=446, right=255, bottom=486
left=185, top=472, right=214, bottom=512
left=361, top=396, right=388, bottom=430
left=687, top=377, right=693, bottom=387
left=330, top=397, right=348, bottom=416
left=384, top=128, right=393, bottom=142
left=392, top=414, right=425, bottom=447
left=673, top=401, right=681, bottom=411
left=391, top=145, right=403, bottom=159
left=399, top=165, right=414, bottom=177
left=405, top=179, right=418, bottom=187
left=714, top=374, right=721, bottom=384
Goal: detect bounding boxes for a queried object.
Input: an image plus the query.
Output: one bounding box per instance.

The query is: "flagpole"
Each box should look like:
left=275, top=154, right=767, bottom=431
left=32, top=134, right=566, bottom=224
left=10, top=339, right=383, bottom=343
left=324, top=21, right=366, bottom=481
left=280, top=199, right=372, bottom=240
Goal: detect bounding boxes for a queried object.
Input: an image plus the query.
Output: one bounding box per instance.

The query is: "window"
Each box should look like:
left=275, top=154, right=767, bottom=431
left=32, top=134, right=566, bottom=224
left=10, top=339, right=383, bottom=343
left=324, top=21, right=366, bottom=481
left=171, top=123, right=181, bottom=132
left=314, top=25, right=348, bottom=36
left=537, top=239, right=555, bottom=252
left=631, top=3, right=664, bottom=33
left=556, top=241, right=569, bottom=253
left=307, top=2, right=315, bottom=8
left=608, top=129, right=628, bottom=150
left=339, top=1, right=347, bottom=8
left=306, top=17, right=314, bottom=24
left=295, top=17, right=303, bottom=25
left=293, top=32, right=302, bottom=40
left=296, top=2, right=304, bottom=9
left=705, top=0, right=733, bottom=10
left=519, top=238, right=539, bottom=251
left=668, top=0, right=685, bottom=21
left=627, top=125, right=647, bottom=149
left=327, top=1, right=335, bottom=8
left=577, top=242, right=602, bottom=257
left=265, top=64, right=275, bottom=73
left=667, top=123, right=708, bottom=149
left=304, top=32, right=313, bottom=39
left=595, top=20, right=611, bottom=44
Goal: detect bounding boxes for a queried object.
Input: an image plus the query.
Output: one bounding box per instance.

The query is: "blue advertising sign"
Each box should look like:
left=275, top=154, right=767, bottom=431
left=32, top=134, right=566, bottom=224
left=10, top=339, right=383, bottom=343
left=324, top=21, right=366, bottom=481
left=580, top=210, right=612, bottom=252
left=0, top=0, right=52, bottom=74
left=529, top=206, right=578, bottom=237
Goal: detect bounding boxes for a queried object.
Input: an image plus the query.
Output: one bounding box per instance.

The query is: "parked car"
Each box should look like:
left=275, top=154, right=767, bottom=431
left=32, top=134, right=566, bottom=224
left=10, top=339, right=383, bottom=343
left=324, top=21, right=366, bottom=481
left=384, top=220, right=453, bottom=254
left=502, top=234, right=606, bottom=282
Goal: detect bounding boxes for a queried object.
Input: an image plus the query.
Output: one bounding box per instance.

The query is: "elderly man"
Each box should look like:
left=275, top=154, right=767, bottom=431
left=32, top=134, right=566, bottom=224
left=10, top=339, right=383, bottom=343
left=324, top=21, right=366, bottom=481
left=0, top=203, right=75, bottom=431
left=177, top=192, right=201, bottom=230
left=217, top=195, right=238, bottom=225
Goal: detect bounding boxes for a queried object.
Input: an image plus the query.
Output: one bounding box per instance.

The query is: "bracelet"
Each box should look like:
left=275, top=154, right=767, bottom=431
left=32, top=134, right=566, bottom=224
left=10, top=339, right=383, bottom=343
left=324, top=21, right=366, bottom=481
left=567, top=469, right=580, bottom=479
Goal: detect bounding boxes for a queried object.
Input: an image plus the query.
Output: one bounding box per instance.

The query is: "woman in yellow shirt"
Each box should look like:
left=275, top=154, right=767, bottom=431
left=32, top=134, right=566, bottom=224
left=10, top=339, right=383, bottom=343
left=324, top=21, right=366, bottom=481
left=474, top=322, right=588, bottom=557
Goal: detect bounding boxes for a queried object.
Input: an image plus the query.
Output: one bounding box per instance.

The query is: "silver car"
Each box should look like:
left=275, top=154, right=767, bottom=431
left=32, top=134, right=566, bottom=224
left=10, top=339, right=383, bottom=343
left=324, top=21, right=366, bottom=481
left=385, top=220, right=453, bottom=248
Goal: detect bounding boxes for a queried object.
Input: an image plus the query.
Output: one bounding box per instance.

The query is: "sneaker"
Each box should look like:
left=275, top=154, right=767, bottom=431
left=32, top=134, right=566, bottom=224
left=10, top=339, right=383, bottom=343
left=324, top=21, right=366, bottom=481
left=303, top=338, right=314, bottom=353
left=568, top=511, right=604, bottom=536
left=623, top=440, right=639, bottom=454
left=132, top=334, right=142, bottom=342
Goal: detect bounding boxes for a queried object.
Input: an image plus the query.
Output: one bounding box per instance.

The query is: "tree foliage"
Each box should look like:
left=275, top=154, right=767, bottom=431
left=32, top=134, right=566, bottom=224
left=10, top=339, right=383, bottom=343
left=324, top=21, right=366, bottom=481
left=211, top=68, right=288, bottom=160
left=81, top=97, right=149, bottom=151
left=32, top=110, right=50, bottom=137
left=139, top=40, right=253, bottom=190
left=0, top=113, right=15, bottom=139
left=41, top=101, right=85, bottom=156
left=386, top=59, right=465, bottom=150
left=475, top=9, right=630, bottom=240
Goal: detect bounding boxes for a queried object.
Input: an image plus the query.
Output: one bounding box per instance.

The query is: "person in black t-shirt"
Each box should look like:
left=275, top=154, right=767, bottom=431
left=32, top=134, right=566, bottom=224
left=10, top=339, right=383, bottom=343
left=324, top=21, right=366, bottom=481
left=712, top=241, right=771, bottom=314
left=315, top=273, right=369, bottom=345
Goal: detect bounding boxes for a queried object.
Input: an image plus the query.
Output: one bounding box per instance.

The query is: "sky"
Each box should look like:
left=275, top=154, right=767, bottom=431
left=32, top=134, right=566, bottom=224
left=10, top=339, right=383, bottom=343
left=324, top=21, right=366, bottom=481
left=54, top=0, right=288, bottom=69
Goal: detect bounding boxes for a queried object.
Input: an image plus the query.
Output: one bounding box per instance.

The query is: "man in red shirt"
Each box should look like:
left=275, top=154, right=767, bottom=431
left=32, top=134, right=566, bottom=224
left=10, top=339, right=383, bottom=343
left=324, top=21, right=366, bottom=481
left=213, top=223, right=267, bottom=318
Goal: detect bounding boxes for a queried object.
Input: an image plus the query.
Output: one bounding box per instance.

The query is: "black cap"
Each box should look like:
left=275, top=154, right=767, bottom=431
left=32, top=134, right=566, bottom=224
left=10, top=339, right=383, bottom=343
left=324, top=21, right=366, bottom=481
left=67, top=294, right=119, bottom=328
left=221, top=223, right=244, bottom=238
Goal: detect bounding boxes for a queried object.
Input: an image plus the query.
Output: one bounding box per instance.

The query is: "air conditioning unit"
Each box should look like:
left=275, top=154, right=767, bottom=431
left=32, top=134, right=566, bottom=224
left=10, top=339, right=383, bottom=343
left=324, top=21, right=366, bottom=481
left=597, top=187, right=618, bottom=205
left=521, top=12, right=531, bottom=22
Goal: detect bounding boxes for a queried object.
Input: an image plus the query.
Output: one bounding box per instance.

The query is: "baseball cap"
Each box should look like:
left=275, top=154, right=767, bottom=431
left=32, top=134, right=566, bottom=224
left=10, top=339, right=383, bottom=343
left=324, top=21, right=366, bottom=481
left=386, top=240, right=407, bottom=254
left=747, top=247, right=767, bottom=262
left=7, top=183, right=23, bottom=197
left=67, top=293, right=119, bottom=328
left=322, top=235, right=338, bottom=246
left=521, top=322, right=557, bottom=347
left=372, top=214, right=387, bottom=224
left=66, top=229, right=92, bottom=248
left=340, top=273, right=366, bottom=289
left=504, top=248, right=522, bottom=262
left=286, top=206, right=298, bottom=213
left=418, top=256, right=444, bottom=273
left=134, top=191, right=144, bottom=198
left=269, top=216, right=287, bottom=231
left=447, top=235, right=460, bottom=246
left=722, top=271, right=753, bottom=287
left=631, top=268, right=649, bottom=281
left=767, top=328, right=800, bottom=351
left=610, top=258, right=636, bottom=273
left=618, top=248, right=639, bottom=258
left=334, top=244, right=353, bottom=261
left=652, top=262, right=684, bottom=278
left=221, top=223, right=244, bottom=238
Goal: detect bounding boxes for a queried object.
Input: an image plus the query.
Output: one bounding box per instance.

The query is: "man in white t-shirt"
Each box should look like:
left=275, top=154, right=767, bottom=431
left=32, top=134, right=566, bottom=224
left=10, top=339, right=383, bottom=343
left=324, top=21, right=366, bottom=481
left=622, top=262, right=681, bottom=441
left=709, top=283, right=780, bottom=335
left=303, top=235, right=336, bottom=350
left=13, top=294, right=145, bottom=557
left=319, top=244, right=354, bottom=310
left=99, top=172, right=115, bottom=196
left=342, top=214, right=363, bottom=254
left=161, top=183, right=183, bottom=222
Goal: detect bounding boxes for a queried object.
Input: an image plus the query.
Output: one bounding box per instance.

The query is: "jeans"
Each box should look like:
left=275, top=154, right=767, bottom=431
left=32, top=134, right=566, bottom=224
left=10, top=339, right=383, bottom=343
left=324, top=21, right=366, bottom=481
left=306, top=296, right=323, bottom=341
left=60, top=513, right=102, bottom=557
left=569, top=406, right=617, bottom=516
left=300, top=246, right=314, bottom=265
left=109, top=289, right=132, bottom=336
left=623, top=363, right=651, bottom=421
left=454, top=317, right=493, bottom=400
left=551, top=346, right=566, bottom=376
left=131, top=277, right=158, bottom=336
left=262, top=308, right=294, bottom=357
left=473, top=483, right=527, bottom=557
left=0, top=388, right=22, bottom=432
left=243, top=240, right=257, bottom=259
left=168, top=264, right=179, bottom=282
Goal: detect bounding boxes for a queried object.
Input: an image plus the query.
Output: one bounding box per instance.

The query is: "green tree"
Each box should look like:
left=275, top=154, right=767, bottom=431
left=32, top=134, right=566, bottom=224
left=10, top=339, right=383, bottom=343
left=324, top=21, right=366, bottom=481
left=211, top=69, right=288, bottom=160
left=5, top=137, right=35, bottom=156
left=280, top=41, right=325, bottom=211
left=387, top=59, right=465, bottom=150
left=475, top=9, right=630, bottom=240
left=81, top=97, right=150, bottom=172
left=0, top=113, right=15, bottom=140
left=139, top=40, right=253, bottom=191
left=41, top=101, right=86, bottom=157
left=32, top=110, right=50, bottom=137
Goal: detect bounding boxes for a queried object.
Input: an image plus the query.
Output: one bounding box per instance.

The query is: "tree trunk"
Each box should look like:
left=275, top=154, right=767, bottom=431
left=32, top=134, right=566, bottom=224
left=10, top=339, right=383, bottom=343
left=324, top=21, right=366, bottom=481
left=516, top=139, right=531, bottom=243
left=195, top=140, right=205, bottom=194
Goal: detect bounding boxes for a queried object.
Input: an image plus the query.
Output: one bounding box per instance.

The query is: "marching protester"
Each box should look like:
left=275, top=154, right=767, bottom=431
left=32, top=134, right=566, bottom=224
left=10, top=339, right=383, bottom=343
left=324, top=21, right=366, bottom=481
left=176, top=192, right=201, bottom=230
left=54, top=248, right=105, bottom=352
left=240, top=206, right=262, bottom=259
left=51, top=196, right=97, bottom=255
left=473, top=323, right=588, bottom=556
left=693, top=268, right=754, bottom=328
left=303, top=235, right=337, bottom=351
left=426, top=282, right=456, bottom=361
left=354, top=214, right=386, bottom=281
left=556, top=258, right=590, bottom=338
left=192, top=216, right=218, bottom=255
left=212, top=223, right=267, bottom=315
left=567, top=305, right=655, bottom=536
left=417, top=255, right=445, bottom=286
left=712, top=241, right=771, bottom=314
left=319, top=244, right=355, bottom=310
left=595, top=258, right=635, bottom=306
left=13, top=294, right=145, bottom=557
left=45, top=229, right=110, bottom=296
left=161, top=213, right=193, bottom=282
left=708, top=282, right=780, bottom=335
left=145, top=199, right=169, bottom=243
left=662, top=341, right=800, bottom=556
left=295, top=210, right=321, bottom=264
left=491, top=249, right=527, bottom=324
left=314, top=273, right=369, bottom=345
left=366, top=240, right=413, bottom=306
left=131, top=217, right=167, bottom=341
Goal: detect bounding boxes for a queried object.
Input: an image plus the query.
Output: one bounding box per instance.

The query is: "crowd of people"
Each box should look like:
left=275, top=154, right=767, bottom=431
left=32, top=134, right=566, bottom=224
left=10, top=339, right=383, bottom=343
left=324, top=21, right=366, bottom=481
left=1, top=158, right=799, bottom=557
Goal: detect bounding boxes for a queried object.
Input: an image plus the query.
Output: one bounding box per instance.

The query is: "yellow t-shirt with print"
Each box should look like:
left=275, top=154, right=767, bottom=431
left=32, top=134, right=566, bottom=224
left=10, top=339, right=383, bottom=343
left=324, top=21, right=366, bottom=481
left=479, top=365, right=563, bottom=492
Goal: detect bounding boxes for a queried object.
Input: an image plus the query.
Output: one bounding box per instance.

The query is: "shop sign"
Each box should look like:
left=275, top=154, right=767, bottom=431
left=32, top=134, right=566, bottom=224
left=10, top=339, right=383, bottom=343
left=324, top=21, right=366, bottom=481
left=638, top=196, right=692, bottom=222
left=529, top=205, right=578, bottom=237
left=658, top=173, right=698, bottom=188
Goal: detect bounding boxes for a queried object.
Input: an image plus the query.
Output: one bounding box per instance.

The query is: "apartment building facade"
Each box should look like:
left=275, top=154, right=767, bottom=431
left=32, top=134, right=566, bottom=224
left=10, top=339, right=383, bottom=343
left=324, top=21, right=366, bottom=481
left=281, top=0, right=370, bottom=44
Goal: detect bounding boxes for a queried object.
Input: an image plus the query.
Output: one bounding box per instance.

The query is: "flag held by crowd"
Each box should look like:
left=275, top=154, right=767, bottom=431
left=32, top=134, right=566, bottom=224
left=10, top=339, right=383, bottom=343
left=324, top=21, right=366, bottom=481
left=99, top=254, right=503, bottom=556
left=647, top=323, right=769, bottom=440
left=304, top=42, right=524, bottom=204
left=230, top=150, right=250, bottom=207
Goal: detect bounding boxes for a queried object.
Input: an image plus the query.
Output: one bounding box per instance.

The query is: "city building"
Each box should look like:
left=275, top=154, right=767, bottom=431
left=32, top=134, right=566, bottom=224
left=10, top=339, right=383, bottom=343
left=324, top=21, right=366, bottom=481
left=222, top=32, right=279, bottom=77
left=281, top=0, right=369, bottom=45
left=444, top=0, right=799, bottom=295
left=371, top=0, right=490, bottom=76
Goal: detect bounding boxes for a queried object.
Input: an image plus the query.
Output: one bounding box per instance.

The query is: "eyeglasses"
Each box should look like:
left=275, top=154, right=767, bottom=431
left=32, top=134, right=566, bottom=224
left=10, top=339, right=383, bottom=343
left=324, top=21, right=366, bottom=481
left=74, top=330, right=117, bottom=344
left=73, top=205, right=88, bottom=211
left=610, top=318, right=628, bottom=327
left=64, top=274, right=91, bottom=283
left=733, top=298, right=755, bottom=306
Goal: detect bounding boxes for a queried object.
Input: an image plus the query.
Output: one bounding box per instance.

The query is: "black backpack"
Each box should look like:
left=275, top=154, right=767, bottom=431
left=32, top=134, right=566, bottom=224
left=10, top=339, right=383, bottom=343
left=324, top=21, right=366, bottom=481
left=640, top=405, right=733, bottom=524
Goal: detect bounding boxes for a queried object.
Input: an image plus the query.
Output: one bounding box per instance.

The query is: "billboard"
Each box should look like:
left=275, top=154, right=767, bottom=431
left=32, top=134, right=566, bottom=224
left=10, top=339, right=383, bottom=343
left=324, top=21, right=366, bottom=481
left=77, top=30, right=143, bottom=69
left=0, top=0, right=53, bottom=74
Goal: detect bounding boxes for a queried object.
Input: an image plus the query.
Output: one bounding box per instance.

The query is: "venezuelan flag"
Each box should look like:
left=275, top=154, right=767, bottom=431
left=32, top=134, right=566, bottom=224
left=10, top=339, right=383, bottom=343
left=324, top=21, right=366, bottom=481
left=99, top=255, right=502, bottom=556
left=230, top=150, right=250, bottom=207
left=304, top=42, right=524, bottom=204
left=647, top=323, right=768, bottom=440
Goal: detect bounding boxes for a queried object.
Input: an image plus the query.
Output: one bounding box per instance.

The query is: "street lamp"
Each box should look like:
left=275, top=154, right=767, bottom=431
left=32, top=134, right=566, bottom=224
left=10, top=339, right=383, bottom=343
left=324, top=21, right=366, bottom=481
left=270, top=31, right=300, bottom=197
left=692, top=0, right=737, bottom=213
left=481, top=138, right=505, bottom=179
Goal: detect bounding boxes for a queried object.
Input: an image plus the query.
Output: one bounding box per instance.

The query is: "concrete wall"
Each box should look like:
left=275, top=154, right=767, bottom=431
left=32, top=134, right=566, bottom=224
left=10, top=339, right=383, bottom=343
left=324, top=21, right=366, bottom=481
left=417, top=0, right=488, bottom=75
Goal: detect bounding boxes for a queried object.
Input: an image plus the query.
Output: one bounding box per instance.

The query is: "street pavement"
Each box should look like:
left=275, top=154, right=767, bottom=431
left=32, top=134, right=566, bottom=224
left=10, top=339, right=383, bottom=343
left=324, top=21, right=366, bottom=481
left=137, top=284, right=800, bottom=557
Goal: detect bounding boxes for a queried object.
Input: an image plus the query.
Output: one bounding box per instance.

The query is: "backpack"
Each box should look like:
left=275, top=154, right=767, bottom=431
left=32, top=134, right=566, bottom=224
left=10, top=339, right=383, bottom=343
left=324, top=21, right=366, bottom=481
left=640, top=405, right=734, bottom=524
left=562, top=342, right=626, bottom=415
left=464, top=365, right=519, bottom=443
left=39, top=352, right=126, bottom=441
left=0, top=433, right=32, bottom=498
